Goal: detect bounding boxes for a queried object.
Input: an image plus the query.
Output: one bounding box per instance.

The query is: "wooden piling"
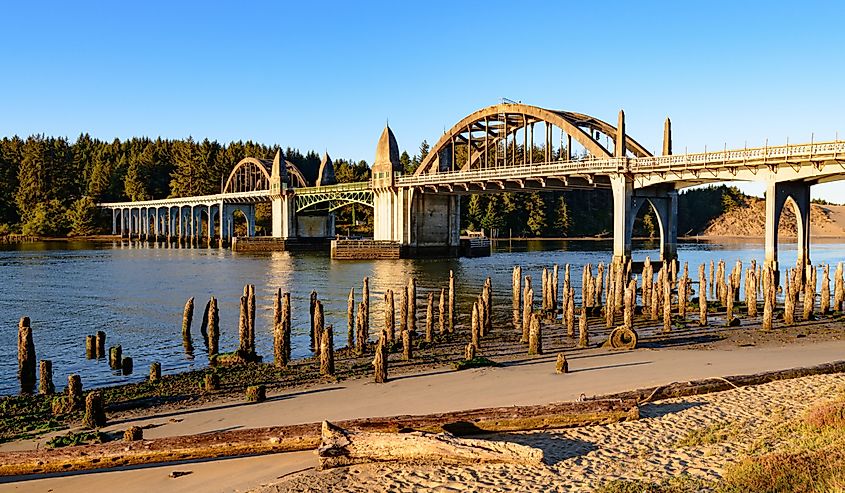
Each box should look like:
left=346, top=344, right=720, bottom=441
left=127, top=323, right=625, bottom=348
left=282, top=293, right=291, bottom=360
left=204, top=373, right=219, bottom=391
left=314, top=300, right=325, bottom=357
left=245, top=385, right=266, bottom=403
left=67, top=374, right=83, bottom=411
left=83, top=392, right=107, bottom=429
left=821, top=264, right=831, bottom=314
left=363, top=277, right=370, bottom=339
left=149, top=362, right=161, bottom=383
left=122, top=357, right=133, bottom=375
left=521, top=284, right=533, bottom=344
left=726, top=285, right=735, bottom=326
left=425, top=292, right=434, bottom=343
left=528, top=313, right=542, bottom=355
left=834, top=262, right=844, bottom=311
left=471, top=302, right=480, bottom=350
left=273, top=290, right=286, bottom=367
left=247, top=285, right=256, bottom=352
left=784, top=270, right=795, bottom=325
left=386, top=289, right=396, bottom=342
left=747, top=268, right=758, bottom=317
left=399, top=286, right=408, bottom=336
left=803, top=265, right=815, bottom=321
left=762, top=267, right=773, bottom=331
left=553, top=264, right=560, bottom=316
left=642, top=258, right=653, bottom=313
left=124, top=426, right=143, bottom=442
left=709, top=259, right=715, bottom=299
left=566, top=287, right=575, bottom=337
left=465, top=342, right=476, bottom=361
left=623, top=280, right=634, bottom=332
left=512, top=266, right=521, bottom=330
left=373, top=331, right=389, bottom=383
left=200, top=298, right=210, bottom=342
left=408, top=278, right=417, bottom=334
left=438, top=288, right=446, bottom=335
left=18, top=317, right=36, bottom=394
left=85, top=335, right=96, bottom=359
left=356, top=301, right=367, bottom=355
left=39, top=360, right=54, bottom=395
left=310, top=290, right=318, bottom=351
left=182, top=297, right=194, bottom=344
left=402, top=328, right=413, bottom=360
left=483, top=278, right=492, bottom=335
left=556, top=353, right=568, bottom=374
left=663, top=272, right=672, bottom=333
left=448, top=270, right=455, bottom=332
left=109, top=345, right=122, bottom=370
left=238, top=295, right=249, bottom=353
left=209, top=296, right=219, bottom=356
left=95, top=330, right=106, bottom=359
left=348, top=288, right=356, bottom=349
left=578, top=306, right=589, bottom=348
left=698, top=264, right=707, bottom=326
left=320, top=326, right=335, bottom=377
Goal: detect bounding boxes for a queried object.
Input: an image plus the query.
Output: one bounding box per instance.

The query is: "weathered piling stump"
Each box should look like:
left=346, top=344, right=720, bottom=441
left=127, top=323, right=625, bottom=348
left=124, top=426, right=143, bottom=441
left=149, top=362, right=161, bottom=382
left=438, top=288, right=446, bottom=335
left=247, top=285, right=256, bottom=352
left=821, top=265, right=831, bottom=314
left=208, top=296, right=219, bottom=356
left=246, top=384, right=266, bottom=403
left=402, top=328, right=413, bottom=361
left=373, top=331, right=389, bottom=383
left=578, top=306, right=589, bottom=348
left=83, top=392, right=107, bottom=429
left=784, top=272, right=795, bottom=325
left=521, top=281, right=533, bottom=343
left=273, top=290, right=286, bottom=367
left=348, top=288, right=356, bottom=348
left=556, top=353, right=568, bottom=374
left=109, top=345, right=122, bottom=370
left=566, top=287, right=575, bottom=337
left=698, top=264, right=708, bottom=326
left=725, top=285, right=737, bottom=326
left=204, top=372, right=220, bottom=391
left=762, top=267, right=774, bottom=331
left=320, top=326, right=335, bottom=377
left=67, top=374, right=83, bottom=411
left=200, top=298, right=211, bottom=343
left=448, top=270, right=455, bottom=332
left=314, top=300, right=325, bottom=357
left=85, top=335, right=96, bottom=359
left=386, top=289, right=395, bottom=342
left=122, top=356, right=133, bottom=375
left=282, top=292, right=292, bottom=360
left=471, top=302, right=480, bottom=350
left=400, top=286, right=408, bottom=336
left=95, top=330, right=106, bottom=358
left=18, top=317, right=36, bottom=395
left=363, top=277, right=370, bottom=338
left=512, top=266, right=522, bottom=330
left=182, top=297, right=194, bottom=342
left=803, top=265, right=816, bottom=321
left=834, top=262, right=844, bottom=312
left=528, top=313, right=542, bottom=355
left=238, top=295, right=249, bottom=353
left=465, top=342, right=476, bottom=360
left=310, top=290, right=318, bottom=351
left=354, top=301, right=367, bottom=355
left=663, top=272, right=672, bottom=332
left=408, top=278, right=417, bottom=334
left=422, top=292, right=433, bottom=343
left=39, top=360, right=54, bottom=395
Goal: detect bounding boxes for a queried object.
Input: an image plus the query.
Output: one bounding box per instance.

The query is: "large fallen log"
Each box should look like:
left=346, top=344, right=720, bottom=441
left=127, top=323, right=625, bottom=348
left=0, top=398, right=636, bottom=477
left=317, top=421, right=544, bottom=470
left=594, top=359, right=845, bottom=404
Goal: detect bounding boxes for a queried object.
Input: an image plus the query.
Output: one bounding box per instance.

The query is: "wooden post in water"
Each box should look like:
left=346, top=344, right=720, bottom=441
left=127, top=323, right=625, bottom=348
left=320, top=326, right=335, bottom=377
left=247, top=285, right=255, bottom=352
left=709, top=259, right=715, bottom=300
left=208, top=296, right=219, bottom=356
left=746, top=268, right=758, bottom=317
left=566, top=286, right=575, bottom=337
left=402, top=327, right=413, bottom=360
left=348, top=288, right=356, bottom=348
left=521, top=283, right=533, bottom=344
left=39, top=360, right=54, bottom=395
left=85, top=335, right=96, bottom=359
left=386, top=289, right=395, bottom=342
left=309, top=290, right=318, bottom=351
left=556, top=353, right=568, bottom=374
left=273, top=291, right=286, bottom=367
left=623, top=280, right=634, bottom=332
left=528, top=313, right=542, bottom=355
left=122, top=356, right=133, bottom=375
left=512, top=266, right=521, bottom=330
left=408, top=278, right=417, bottom=334
left=67, top=374, right=83, bottom=411
left=483, top=277, right=492, bottom=335
left=834, top=262, right=844, bottom=312
left=363, top=277, right=370, bottom=339
left=762, top=266, right=774, bottom=331
left=803, top=265, right=815, bottom=321
left=356, top=301, right=367, bottom=355
left=399, top=286, right=408, bottom=337
left=464, top=342, right=476, bottom=360
left=109, top=345, right=122, bottom=370
left=698, top=264, right=708, bottom=326
left=18, top=317, right=36, bottom=394
left=373, top=331, right=389, bottom=383
left=577, top=305, right=589, bottom=348
left=149, top=362, right=161, bottom=382
left=642, top=258, right=652, bottom=314
left=314, top=300, right=325, bottom=357
left=784, top=270, right=795, bottom=325
left=238, top=296, right=249, bottom=353
left=471, top=302, right=480, bottom=350
left=726, top=284, right=735, bottom=326
left=425, top=292, right=434, bottom=343
left=200, top=299, right=211, bottom=343
left=448, top=270, right=455, bottom=332
left=438, top=288, right=446, bottom=335
left=83, top=392, right=107, bottom=429
left=663, top=271, right=672, bottom=332
left=96, top=330, right=106, bottom=359
left=282, top=293, right=291, bottom=360
left=182, top=297, right=194, bottom=345
left=821, top=264, right=831, bottom=314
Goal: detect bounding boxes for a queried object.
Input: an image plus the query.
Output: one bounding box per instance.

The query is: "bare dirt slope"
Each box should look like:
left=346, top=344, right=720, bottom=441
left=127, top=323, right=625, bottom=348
left=701, top=198, right=845, bottom=237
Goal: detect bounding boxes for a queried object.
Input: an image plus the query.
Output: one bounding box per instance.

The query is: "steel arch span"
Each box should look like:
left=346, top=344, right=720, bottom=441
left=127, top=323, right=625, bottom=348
left=222, top=157, right=310, bottom=194
left=413, top=103, right=652, bottom=176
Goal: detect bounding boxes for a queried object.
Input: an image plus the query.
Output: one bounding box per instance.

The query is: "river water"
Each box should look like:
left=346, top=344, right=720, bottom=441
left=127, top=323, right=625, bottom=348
left=1, top=239, right=842, bottom=395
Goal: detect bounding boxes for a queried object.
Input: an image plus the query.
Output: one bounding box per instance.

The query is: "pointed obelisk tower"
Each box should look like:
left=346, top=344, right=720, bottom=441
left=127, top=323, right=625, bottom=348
left=270, top=150, right=294, bottom=238
left=372, top=125, right=404, bottom=241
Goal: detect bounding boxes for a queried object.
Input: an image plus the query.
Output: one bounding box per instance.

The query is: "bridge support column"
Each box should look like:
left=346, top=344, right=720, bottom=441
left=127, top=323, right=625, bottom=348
left=611, top=175, right=634, bottom=266
left=631, top=185, right=678, bottom=264
left=271, top=194, right=295, bottom=239
left=764, top=180, right=811, bottom=279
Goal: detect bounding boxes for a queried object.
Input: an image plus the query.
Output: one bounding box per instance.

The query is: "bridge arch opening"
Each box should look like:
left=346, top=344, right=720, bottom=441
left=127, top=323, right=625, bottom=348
left=775, top=195, right=805, bottom=269
left=231, top=209, right=250, bottom=237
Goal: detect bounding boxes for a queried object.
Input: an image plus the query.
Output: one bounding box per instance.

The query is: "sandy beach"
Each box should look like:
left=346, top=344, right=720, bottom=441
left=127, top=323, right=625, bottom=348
left=4, top=338, right=845, bottom=493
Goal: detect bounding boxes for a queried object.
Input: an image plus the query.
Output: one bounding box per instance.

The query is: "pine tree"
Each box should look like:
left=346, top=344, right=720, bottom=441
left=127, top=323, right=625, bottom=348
left=554, top=195, right=571, bottom=236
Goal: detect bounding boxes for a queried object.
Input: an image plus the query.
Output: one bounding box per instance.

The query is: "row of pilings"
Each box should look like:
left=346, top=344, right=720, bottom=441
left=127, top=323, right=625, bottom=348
left=15, top=257, right=844, bottom=432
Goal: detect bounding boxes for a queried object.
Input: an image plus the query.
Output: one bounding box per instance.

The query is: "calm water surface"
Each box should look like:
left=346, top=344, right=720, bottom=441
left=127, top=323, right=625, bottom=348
left=1, top=238, right=842, bottom=395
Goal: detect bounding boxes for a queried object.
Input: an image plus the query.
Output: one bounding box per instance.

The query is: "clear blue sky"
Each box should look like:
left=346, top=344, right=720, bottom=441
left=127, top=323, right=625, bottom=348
left=2, top=1, right=843, bottom=201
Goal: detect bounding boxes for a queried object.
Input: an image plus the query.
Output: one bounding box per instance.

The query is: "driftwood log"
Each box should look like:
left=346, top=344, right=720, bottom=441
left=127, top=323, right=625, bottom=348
left=317, top=421, right=544, bottom=470
left=0, top=398, right=636, bottom=476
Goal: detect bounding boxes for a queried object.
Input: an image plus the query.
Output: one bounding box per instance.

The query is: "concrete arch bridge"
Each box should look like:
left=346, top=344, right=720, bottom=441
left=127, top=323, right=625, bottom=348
left=100, top=103, right=845, bottom=273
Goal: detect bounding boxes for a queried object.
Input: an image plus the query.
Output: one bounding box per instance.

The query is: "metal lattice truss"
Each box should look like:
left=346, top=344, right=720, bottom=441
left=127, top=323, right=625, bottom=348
left=294, top=182, right=373, bottom=212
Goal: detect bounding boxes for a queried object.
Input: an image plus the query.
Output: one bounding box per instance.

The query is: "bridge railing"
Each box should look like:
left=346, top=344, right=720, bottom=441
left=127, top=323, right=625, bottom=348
left=294, top=182, right=372, bottom=194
